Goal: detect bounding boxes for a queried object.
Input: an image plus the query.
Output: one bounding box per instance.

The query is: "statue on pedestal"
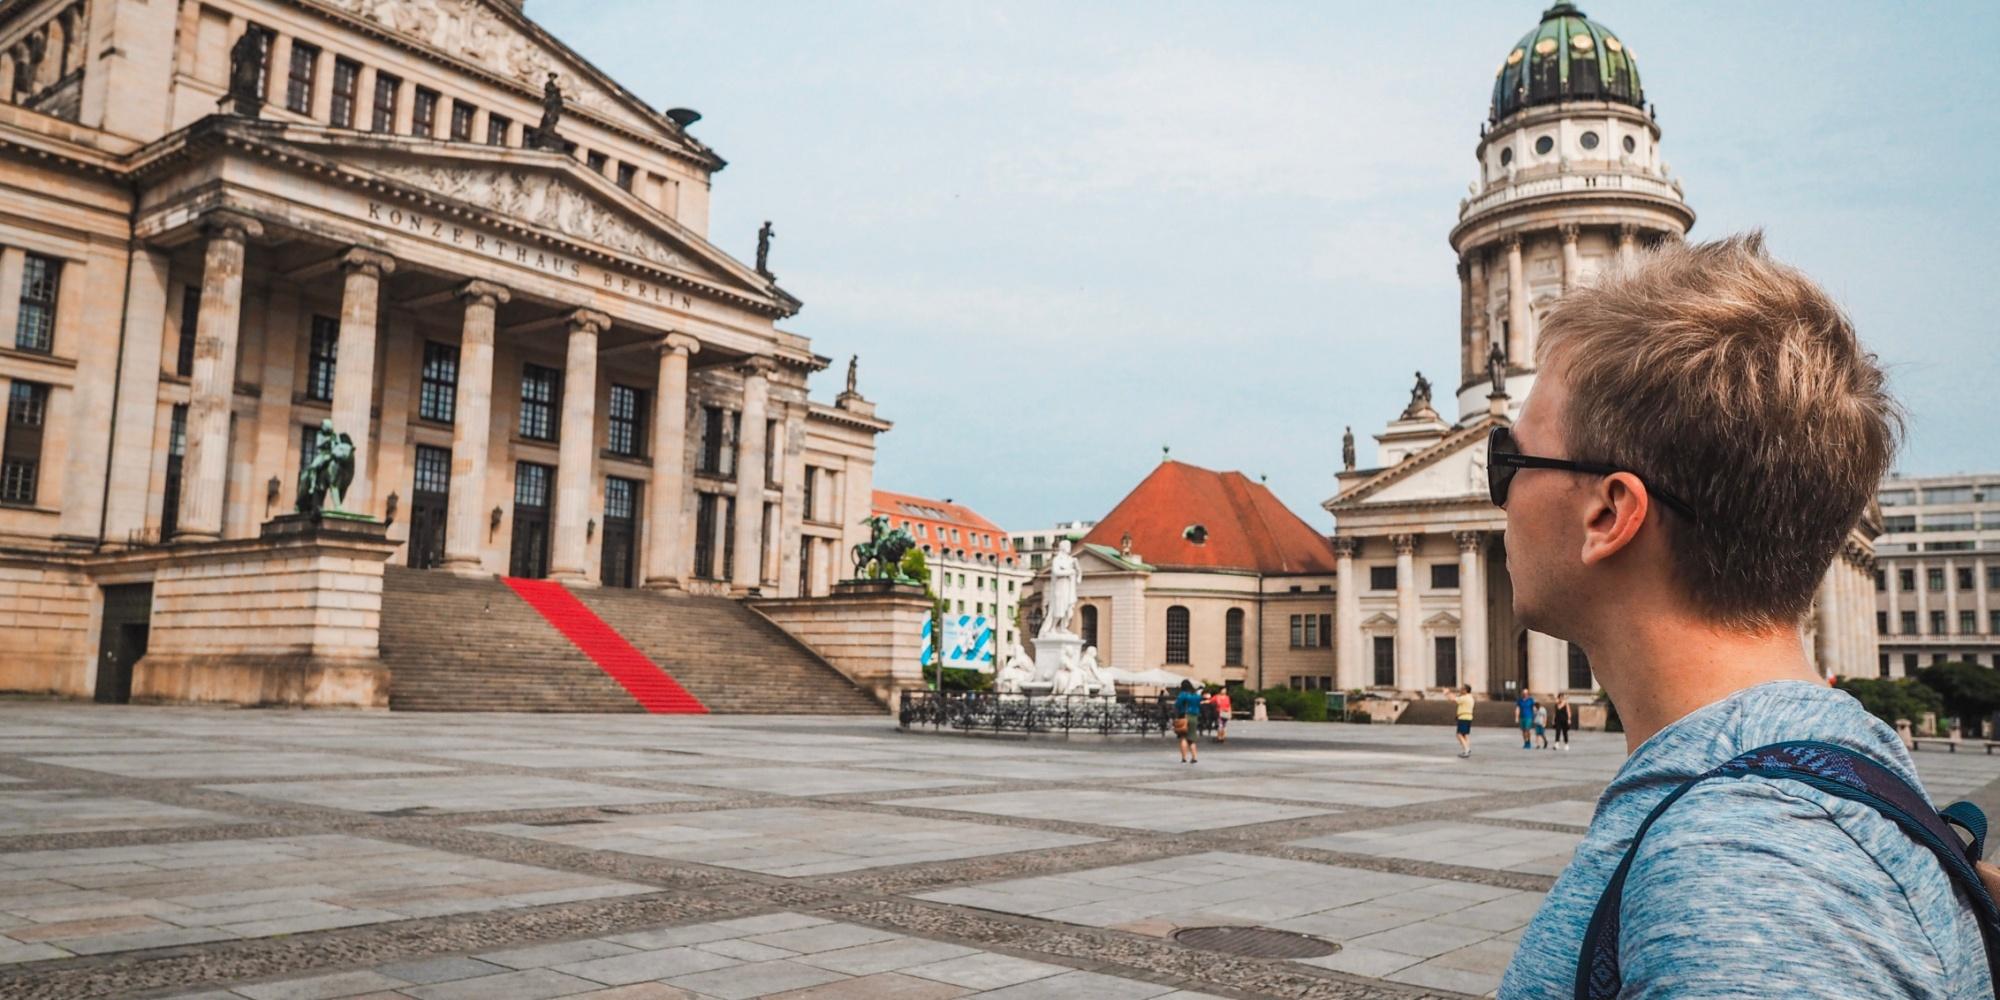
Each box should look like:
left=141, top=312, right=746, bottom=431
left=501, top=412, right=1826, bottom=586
left=531, top=73, right=566, bottom=150
left=850, top=515, right=916, bottom=583
left=224, top=28, right=267, bottom=116
left=1038, top=539, right=1082, bottom=638
left=755, top=221, right=775, bottom=278
left=1401, top=371, right=1434, bottom=419
left=1486, top=342, right=1509, bottom=395
left=1341, top=426, right=1356, bottom=471
left=994, top=650, right=1035, bottom=694
left=296, top=419, right=356, bottom=518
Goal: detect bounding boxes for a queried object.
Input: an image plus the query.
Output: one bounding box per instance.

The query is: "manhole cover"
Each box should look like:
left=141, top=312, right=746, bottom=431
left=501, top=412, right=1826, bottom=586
left=1172, top=926, right=1337, bottom=959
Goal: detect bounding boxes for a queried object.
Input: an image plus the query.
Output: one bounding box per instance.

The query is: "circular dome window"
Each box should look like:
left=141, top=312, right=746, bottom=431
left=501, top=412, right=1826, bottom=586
left=1534, top=135, right=1554, bottom=156
left=1500, top=147, right=1513, bottom=166
left=1580, top=131, right=1600, bottom=150
left=1572, top=33, right=1595, bottom=52
left=1623, top=135, right=1638, bottom=154
left=1507, top=48, right=1524, bottom=66
left=1605, top=36, right=1624, bottom=53
left=1534, top=38, right=1558, bottom=56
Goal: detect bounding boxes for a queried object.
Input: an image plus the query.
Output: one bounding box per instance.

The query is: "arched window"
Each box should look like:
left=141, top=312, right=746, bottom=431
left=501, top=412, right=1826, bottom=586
left=1080, top=605, right=1098, bottom=649
left=1567, top=643, right=1594, bottom=691
left=1166, top=606, right=1190, bottom=665
left=1224, top=608, right=1244, bottom=666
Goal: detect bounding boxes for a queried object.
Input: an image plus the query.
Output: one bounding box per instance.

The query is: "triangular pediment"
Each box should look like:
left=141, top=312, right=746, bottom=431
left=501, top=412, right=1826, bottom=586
left=1331, top=418, right=1501, bottom=510
left=1076, top=545, right=1150, bottom=574
left=314, top=0, right=711, bottom=161
left=1362, top=612, right=1399, bottom=629
left=273, top=131, right=785, bottom=307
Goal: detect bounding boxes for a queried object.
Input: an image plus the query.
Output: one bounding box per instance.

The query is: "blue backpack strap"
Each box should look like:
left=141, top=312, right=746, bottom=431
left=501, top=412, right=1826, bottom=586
left=1575, top=740, right=2000, bottom=1000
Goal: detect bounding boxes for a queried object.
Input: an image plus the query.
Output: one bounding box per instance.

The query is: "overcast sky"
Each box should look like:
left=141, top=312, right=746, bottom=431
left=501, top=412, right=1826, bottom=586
left=536, top=1, right=2000, bottom=531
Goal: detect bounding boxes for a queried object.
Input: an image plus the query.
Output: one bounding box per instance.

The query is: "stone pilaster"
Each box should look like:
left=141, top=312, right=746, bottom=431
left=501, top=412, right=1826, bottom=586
left=331, top=247, right=395, bottom=515
left=1333, top=536, right=1361, bottom=690
left=177, top=213, right=262, bottom=541
left=1455, top=531, right=1487, bottom=693
left=102, top=250, right=170, bottom=543
left=1560, top=223, right=1581, bottom=292
left=1457, top=257, right=1473, bottom=385
left=1393, top=533, right=1419, bottom=690
left=1504, top=234, right=1528, bottom=364
left=1468, top=251, right=1490, bottom=377
left=644, top=332, right=701, bottom=588
left=1886, top=556, right=1902, bottom=635
left=443, top=280, right=508, bottom=573
left=1946, top=556, right=1962, bottom=636
left=731, top=357, right=777, bottom=594
left=1617, top=223, right=1639, bottom=265
left=548, top=309, right=609, bottom=583
left=1916, top=558, right=1930, bottom=640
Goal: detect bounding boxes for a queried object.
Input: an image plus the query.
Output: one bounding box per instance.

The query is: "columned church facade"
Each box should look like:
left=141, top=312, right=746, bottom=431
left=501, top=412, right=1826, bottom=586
left=0, top=0, right=887, bottom=697
left=1324, top=3, right=1879, bottom=698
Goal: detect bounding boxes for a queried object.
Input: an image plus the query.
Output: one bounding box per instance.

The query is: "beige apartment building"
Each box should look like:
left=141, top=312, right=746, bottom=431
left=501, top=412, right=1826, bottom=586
left=0, top=0, right=888, bottom=702
left=1874, top=474, right=2000, bottom=676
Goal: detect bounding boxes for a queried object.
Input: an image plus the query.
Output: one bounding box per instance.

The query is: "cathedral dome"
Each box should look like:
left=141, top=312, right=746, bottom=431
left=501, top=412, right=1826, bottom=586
left=1490, top=3, right=1643, bottom=122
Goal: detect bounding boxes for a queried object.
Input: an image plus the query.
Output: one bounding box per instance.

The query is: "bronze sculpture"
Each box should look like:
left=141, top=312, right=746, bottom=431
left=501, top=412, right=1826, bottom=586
left=296, top=419, right=356, bottom=518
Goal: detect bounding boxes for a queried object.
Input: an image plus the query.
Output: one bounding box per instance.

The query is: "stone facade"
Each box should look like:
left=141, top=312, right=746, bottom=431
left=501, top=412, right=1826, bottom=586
left=0, top=0, right=889, bottom=702
left=752, top=580, right=931, bottom=710
left=1873, top=473, right=2000, bottom=676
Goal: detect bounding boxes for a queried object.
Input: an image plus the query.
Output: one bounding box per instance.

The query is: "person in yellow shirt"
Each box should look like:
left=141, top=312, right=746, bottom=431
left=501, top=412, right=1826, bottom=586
left=1454, top=684, right=1476, bottom=758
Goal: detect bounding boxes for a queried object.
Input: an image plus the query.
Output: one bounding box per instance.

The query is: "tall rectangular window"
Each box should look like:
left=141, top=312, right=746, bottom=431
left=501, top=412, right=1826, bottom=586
left=1373, top=636, right=1395, bottom=686
left=1961, top=610, right=1978, bottom=635
left=1930, top=611, right=1947, bottom=635
left=1165, top=606, right=1190, bottom=665
left=1989, top=566, right=2000, bottom=590
left=1369, top=566, right=1396, bottom=591
left=1877, top=612, right=1889, bottom=634
left=450, top=99, right=475, bottom=141
left=698, top=405, right=730, bottom=474
left=486, top=113, right=511, bottom=146
left=1435, top=636, right=1458, bottom=688
left=419, top=340, right=457, bottom=423
left=1900, top=569, right=1916, bottom=590
left=1567, top=643, right=1593, bottom=690
left=801, top=465, right=818, bottom=521
left=285, top=42, right=318, bottom=114
left=1430, top=563, right=1460, bottom=589
left=1902, top=611, right=1918, bottom=634
left=413, top=443, right=451, bottom=495
left=1991, top=610, right=2000, bottom=636
left=1957, top=567, right=1975, bottom=590
left=518, top=363, right=559, bottom=441
left=1, top=381, right=47, bottom=505
left=1225, top=608, right=1244, bottom=666
left=161, top=403, right=187, bottom=537
left=607, top=384, right=643, bottom=456
left=763, top=418, right=778, bottom=483
left=585, top=150, right=608, bottom=174
left=1929, top=568, right=1946, bottom=592
left=306, top=316, right=338, bottom=402
left=371, top=72, right=400, bottom=132
left=330, top=57, right=360, bottom=127
left=1320, top=613, right=1332, bottom=647
left=175, top=285, right=200, bottom=377
left=615, top=162, right=636, bottom=191
left=411, top=87, right=438, bottom=137
left=15, top=253, right=59, bottom=353
left=1303, top=614, right=1320, bottom=648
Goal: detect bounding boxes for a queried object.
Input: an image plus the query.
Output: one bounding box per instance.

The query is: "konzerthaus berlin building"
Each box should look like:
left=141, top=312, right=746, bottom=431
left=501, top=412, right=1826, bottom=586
left=0, top=0, right=889, bottom=700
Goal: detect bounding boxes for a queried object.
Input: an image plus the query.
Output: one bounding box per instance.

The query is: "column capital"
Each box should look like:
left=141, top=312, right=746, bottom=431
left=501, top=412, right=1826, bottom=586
left=456, top=279, right=510, bottom=308
left=1502, top=232, right=1523, bottom=251
left=736, top=355, right=780, bottom=380
left=1392, top=533, right=1417, bottom=554
left=658, top=332, right=702, bottom=357
left=567, top=308, right=612, bottom=336
left=1617, top=222, right=1640, bottom=241
left=202, top=210, right=263, bottom=243
left=1454, top=530, right=1483, bottom=552
left=340, top=246, right=396, bottom=278
left=1559, top=222, right=1580, bottom=244
left=1332, top=536, right=1358, bottom=558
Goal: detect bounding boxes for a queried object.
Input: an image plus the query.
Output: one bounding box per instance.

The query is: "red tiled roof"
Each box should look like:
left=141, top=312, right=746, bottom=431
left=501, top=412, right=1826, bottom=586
left=1080, top=461, right=1337, bottom=575
left=871, top=490, right=1015, bottom=564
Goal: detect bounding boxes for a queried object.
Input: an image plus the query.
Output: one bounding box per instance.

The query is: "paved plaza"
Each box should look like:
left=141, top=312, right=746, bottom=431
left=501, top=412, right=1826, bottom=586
left=1, top=704, right=1997, bottom=999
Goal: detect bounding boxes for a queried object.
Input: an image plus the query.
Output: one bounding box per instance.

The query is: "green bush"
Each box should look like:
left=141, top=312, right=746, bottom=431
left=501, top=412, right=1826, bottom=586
left=1836, top=676, right=1944, bottom=728
left=1915, top=661, right=2000, bottom=735
left=1238, top=687, right=1327, bottom=722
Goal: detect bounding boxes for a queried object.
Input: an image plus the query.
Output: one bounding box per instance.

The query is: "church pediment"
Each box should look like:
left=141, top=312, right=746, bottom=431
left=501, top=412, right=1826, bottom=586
left=1331, top=418, right=1500, bottom=510
left=313, top=0, right=712, bottom=162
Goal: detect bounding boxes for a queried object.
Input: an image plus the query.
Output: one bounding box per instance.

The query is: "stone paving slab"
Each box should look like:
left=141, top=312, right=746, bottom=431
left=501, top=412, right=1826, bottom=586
left=882, top=788, right=1332, bottom=832
left=1475, top=799, right=1597, bottom=827
left=1130, top=774, right=1476, bottom=808
left=31, top=753, right=456, bottom=780
left=474, top=807, right=1100, bottom=877
left=207, top=775, right=704, bottom=814
left=606, top=767, right=992, bottom=797
left=1291, top=820, right=1583, bottom=876
left=0, top=790, right=238, bottom=836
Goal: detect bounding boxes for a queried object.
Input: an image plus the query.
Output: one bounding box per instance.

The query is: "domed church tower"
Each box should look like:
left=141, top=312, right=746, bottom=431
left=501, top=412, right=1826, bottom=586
left=1449, top=3, right=1695, bottom=420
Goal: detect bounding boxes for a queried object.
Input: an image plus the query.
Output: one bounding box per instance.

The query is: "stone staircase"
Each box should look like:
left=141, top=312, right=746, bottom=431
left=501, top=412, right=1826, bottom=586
left=379, top=568, right=880, bottom=714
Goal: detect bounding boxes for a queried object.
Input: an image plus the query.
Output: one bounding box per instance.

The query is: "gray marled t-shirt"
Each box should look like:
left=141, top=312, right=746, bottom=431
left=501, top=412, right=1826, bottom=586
left=1500, top=680, right=1990, bottom=999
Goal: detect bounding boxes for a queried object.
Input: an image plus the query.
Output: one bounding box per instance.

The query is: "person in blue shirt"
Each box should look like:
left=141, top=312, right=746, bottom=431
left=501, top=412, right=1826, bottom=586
left=1174, top=680, right=1202, bottom=764
left=1516, top=692, right=1536, bottom=749
left=1491, top=235, right=1986, bottom=998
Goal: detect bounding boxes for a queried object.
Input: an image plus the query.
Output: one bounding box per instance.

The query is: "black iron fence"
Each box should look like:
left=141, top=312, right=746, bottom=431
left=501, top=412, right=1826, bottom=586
left=900, top=690, right=1200, bottom=736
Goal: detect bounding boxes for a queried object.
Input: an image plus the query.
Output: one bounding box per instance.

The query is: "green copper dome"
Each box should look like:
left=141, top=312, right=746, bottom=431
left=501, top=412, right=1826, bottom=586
left=1490, top=3, right=1644, bottom=122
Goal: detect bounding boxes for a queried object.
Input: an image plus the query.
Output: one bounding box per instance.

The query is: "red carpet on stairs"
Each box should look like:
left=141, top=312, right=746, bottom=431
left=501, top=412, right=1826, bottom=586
left=502, top=578, right=708, bottom=713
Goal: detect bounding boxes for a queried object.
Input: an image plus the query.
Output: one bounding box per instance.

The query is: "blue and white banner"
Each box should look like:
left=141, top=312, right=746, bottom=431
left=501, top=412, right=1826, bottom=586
left=921, top=614, right=994, bottom=668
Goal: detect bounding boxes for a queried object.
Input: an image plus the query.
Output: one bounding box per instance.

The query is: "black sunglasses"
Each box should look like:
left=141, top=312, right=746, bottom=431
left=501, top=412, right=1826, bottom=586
left=1486, top=426, right=1699, bottom=524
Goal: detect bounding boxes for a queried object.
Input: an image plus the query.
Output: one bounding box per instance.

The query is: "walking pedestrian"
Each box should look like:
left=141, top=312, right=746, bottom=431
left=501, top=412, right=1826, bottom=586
left=1493, top=234, right=1996, bottom=998
left=1174, top=680, right=1201, bottom=764
left=1213, top=687, right=1232, bottom=742
left=1551, top=692, right=1572, bottom=751
left=1533, top=702, right=1550, bottom=749
left=1454, top=684, right=1475, bottom=758
left=1516, top=690, right=1536, bottom=749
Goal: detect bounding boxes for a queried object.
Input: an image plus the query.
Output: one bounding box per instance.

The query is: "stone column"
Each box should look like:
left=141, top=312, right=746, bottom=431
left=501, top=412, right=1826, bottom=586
left=442, top=280, right=508, bottom=573
left=1457, top=257, right=1473, bottom=385
left=1617, top=223, right=1639, bottom=266
left=1916, top=559, right=1931, bottom=638
left=731, top=357, right=777, bottom=593
left=548, top=309, right=609, bottom=583
left=1946, top=557, right=1962, bottom=636
left=1886, top=556, right=1902, bottom=634
left=330, top=247, right=394, bottom=515
left=1393, top=533, right=1419, bottom=691
left=644, top=332, right=701, bottom=588
left=1456, top=531, right=1487, bottom=693
left=1560, top=223, right=1581, bottom=291
left=177, top=213, right=262, bottom=541
left=1977, top=557, right=1991, bottom=644
left=1504, top=234, right=1528, bottom=364
left=1333, top=537, right=1361, bottom=690
left=1469, top=251, right=1490, bottom=373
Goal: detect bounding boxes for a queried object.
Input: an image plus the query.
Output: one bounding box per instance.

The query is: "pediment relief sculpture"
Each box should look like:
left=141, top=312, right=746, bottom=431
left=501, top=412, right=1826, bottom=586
left=364, top=161, right=700, bottom=273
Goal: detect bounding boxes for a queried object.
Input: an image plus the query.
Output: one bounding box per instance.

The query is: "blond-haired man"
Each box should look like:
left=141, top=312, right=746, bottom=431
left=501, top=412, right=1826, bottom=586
left=1495, top=234, right=1990, bottom=998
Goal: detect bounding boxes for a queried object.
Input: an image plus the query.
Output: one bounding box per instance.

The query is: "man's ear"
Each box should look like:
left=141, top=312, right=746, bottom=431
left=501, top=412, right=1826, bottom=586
left=1579, top=471, right=1650, bottom=567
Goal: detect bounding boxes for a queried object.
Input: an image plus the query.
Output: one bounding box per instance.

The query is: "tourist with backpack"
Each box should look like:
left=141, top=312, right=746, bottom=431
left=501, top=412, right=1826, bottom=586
left=1173, top=679, right=1201, bottom=764
left=1493, top=235, right=2000, bottom=998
